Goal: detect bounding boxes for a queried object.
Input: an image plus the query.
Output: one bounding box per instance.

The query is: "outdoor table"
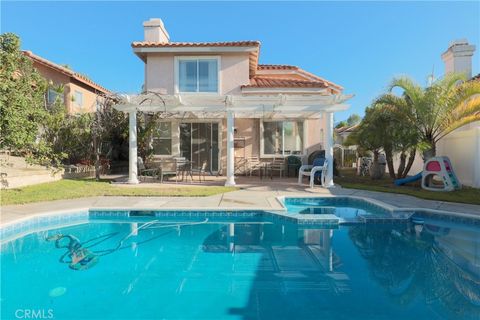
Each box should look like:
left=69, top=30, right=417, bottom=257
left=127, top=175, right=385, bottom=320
left=155, top=159, right=193, bottom=183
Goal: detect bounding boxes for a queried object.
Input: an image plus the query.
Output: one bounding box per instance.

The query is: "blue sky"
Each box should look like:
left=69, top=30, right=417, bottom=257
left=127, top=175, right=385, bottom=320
left=2, top=1, right=479, bottom=122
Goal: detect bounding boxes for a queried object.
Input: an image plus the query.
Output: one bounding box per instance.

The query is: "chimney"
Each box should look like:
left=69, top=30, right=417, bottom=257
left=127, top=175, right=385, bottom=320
left=143, top=18, right=169, bottom=43
left=441, top=39, right=476, bottom=78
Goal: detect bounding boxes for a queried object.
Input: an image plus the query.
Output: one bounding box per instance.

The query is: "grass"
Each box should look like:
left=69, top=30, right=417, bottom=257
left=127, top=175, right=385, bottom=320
left=336, top=169, right=480, bottom=205
left=1, top=179, right=237, bottom=206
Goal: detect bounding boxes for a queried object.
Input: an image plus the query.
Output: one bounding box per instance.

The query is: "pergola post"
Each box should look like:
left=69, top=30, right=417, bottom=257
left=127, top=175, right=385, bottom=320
left=324, top=112, right=334, bottom=187
left=225, top=110, right=236, bottom=186
left=128, top=110, right=139, bottom=184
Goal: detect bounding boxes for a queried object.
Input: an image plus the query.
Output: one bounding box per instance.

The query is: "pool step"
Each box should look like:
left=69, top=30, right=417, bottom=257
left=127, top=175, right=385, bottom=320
left=358, top=211, right=414, bottom=224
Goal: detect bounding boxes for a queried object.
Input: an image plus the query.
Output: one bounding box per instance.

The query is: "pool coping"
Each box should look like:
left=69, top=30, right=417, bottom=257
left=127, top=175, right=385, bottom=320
left=276, top=194, right=480, bottom=221
left=1, top=194, right=479, bottom=244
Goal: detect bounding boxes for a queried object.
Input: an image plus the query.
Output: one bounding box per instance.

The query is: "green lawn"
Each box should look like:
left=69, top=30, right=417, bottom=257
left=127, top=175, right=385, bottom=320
left=336, top=169, right=480, bottom=205
left=1, top=179, right=237, bottom=206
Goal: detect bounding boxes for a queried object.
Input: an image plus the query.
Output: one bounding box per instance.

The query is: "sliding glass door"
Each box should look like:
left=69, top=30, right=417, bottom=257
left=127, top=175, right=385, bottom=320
left=179, top=122, right=219, bottom=173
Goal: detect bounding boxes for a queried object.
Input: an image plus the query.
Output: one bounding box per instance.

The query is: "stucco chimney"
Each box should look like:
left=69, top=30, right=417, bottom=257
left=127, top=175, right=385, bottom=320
left=441, top=39, right=476, bottom=78
left=143, top=18, right=170, bottom=43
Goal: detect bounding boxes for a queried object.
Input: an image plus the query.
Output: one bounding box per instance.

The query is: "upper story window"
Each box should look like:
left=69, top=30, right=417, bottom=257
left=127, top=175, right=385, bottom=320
left=47, top=88, right=64, bottom=105
left=176, top=57, right=219, bottom=93
left=74, top=90, right=83, bottom=107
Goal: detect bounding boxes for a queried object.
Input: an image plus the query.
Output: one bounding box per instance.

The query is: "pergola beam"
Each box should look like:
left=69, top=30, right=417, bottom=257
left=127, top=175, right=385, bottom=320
left=113, top=93, right=352, bottom=187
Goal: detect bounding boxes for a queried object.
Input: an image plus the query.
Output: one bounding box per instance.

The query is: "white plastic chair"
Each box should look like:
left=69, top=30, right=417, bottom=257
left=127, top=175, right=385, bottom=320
left=298, top=158, right=328, bottom=188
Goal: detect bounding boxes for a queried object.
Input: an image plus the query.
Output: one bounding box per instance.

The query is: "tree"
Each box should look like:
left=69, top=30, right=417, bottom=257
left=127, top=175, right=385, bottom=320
left=137, top=112, right=161, bottom=161
left=346, top=113, right=361, bottom=126
left=0, top=33, right=48, bottom=156
left=335, top=120, right=348, bottom=129
left=344, top=108, right=385, bottom=179
left=376, top=74, right=480, bottom=161
left=91, top=95, right=128, bottom=180
left=345, top=104, right=418, bottom=180
left=372, top=104, right=418, bottom=179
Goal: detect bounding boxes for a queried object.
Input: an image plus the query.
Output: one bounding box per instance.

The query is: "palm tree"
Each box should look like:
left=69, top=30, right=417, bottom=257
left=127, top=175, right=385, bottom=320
left=376, top=73, right=480, bottom=161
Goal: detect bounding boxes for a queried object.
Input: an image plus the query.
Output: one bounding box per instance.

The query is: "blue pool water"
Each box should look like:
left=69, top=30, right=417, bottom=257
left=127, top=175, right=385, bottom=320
left=284, top=197, right=392, bottom=222
left=1, top=211, right=480, bottom=319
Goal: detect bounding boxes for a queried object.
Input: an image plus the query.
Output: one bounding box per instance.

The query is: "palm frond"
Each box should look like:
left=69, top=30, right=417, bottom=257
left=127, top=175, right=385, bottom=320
left=435, top=113, right=480, bottom=141
left=452, top=95, right=480, bottom=119
left=388, top=77, right=424, bottom=104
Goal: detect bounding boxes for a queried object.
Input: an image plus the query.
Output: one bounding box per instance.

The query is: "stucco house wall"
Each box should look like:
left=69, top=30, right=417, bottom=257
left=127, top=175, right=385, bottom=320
left=26, top=51, right=109, bottom=114
left=145, top=52, right=250, bottom=95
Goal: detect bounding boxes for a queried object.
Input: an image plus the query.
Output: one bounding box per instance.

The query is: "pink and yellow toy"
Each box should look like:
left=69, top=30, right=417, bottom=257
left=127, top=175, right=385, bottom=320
left=421, top=156, right=461, bottom=192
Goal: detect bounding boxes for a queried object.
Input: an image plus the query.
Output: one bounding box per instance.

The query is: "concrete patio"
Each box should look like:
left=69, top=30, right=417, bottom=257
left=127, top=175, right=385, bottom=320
left=2, top=176, right=479, bottom=225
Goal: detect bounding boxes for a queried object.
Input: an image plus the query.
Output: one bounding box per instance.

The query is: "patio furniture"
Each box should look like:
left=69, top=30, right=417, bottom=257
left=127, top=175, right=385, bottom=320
left=286, top=155, right=302, bottom=177
left=175, top=157, right=194, bottom=182
left=268, top=158, right=286, bottom=179
left=246, top=157, right=264, bottom=178
left=298, top=157, right=328, bottom=188
left=307, top=150, right=325, bottom=165
left=191, top=160, right=208, bottom=182
left=137, top=157, right=158, bottom=182
left=155, top=157, right=191, bottom=183
left=234, top=157, right=248, bottom=175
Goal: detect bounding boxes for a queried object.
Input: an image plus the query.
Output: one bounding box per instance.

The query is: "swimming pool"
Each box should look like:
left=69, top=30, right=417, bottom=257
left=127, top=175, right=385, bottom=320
left=1, top=200, right=479, bottom=319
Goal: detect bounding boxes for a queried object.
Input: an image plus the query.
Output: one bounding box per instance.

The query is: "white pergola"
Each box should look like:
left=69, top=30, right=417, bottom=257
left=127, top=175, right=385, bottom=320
left=113, top=92, right=352, bottom=187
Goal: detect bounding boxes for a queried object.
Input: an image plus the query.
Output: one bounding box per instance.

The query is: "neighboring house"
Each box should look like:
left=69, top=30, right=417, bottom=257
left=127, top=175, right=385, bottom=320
left=23, top=51, right=110, bottom=113
left=334, top=124, right=358, bottom=145
left=114, top=18, right=352, bottom=186
left=334, top=124, right=359, bottom=168
left=398, top=39, right=480, bottom=187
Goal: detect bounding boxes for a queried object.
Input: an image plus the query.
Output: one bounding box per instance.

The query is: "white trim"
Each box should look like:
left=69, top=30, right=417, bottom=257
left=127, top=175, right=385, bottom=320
left=174, top=56, right=221, bottom=94
left=225, top=111, right=236, bottom=186
left=128, top=111, right=139, bottom=184
left=242, top=87, right=328, bottom=94
left=177, top=120, right=222, bottom=173
left=74, top=90, right=83, bottom=107
left=259, top=119, right=306, bottom=158
left=134, top=46, right=258, bottom=54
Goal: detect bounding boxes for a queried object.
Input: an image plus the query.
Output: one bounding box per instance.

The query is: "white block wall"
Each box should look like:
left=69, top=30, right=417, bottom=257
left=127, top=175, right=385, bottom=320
left=390, top=123, right=480, bottom=188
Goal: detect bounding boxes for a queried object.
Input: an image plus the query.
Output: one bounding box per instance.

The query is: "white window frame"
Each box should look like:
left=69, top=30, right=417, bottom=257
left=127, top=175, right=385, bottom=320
left=74, top=90, right=83, bottom=107
left=47, top=88, right=64, bottom=105
left=174, top=56, right=221, bottom=94
left=260, top=119, right=307, bottom=158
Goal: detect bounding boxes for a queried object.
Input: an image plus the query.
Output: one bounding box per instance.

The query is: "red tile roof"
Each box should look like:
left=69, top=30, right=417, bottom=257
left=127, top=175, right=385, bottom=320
left=131, top=41, right=343, bottom=92
left=257, top=64, right=298, bottom=70
left=132, top=41, right=261, bottom=78
left=256, top=64, right=343, bottom=91
left=242, top=76, right=329, bottom=89
left=335, top=124, right=359, bottom=133
left=131, top=41, right=260, bottom=48
left=23, top=51, right=110, bottom=94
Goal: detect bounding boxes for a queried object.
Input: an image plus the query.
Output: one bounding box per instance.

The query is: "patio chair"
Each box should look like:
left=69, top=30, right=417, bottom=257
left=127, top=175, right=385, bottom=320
left=286, top=155, right=302, bottom=177
left=307, top=150, right=325, bottom=165
left=268, top=158, right=286, bottom=179
left=191, top=160, right=208, bottom=182
left=247, top=157, right=264, bottom=178
left=137, top=157, right=158, bottom=182
left=298, top=157, right=328, bottom=188
left=174, top=157, right=193, bottom=183
left=157, top=157, right=190, bottom=183
left=158, top=159, right=176, bottom=183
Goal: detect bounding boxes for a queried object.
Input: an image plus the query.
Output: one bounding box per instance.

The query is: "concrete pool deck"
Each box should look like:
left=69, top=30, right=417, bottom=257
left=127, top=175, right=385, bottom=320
left=1, top=177, right=480, bottom=225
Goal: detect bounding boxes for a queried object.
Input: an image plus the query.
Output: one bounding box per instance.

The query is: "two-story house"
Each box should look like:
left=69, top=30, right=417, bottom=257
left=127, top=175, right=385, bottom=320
left=23, top=51, right=109, bottom=113
left=115, top=18, right=352, bottom=186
